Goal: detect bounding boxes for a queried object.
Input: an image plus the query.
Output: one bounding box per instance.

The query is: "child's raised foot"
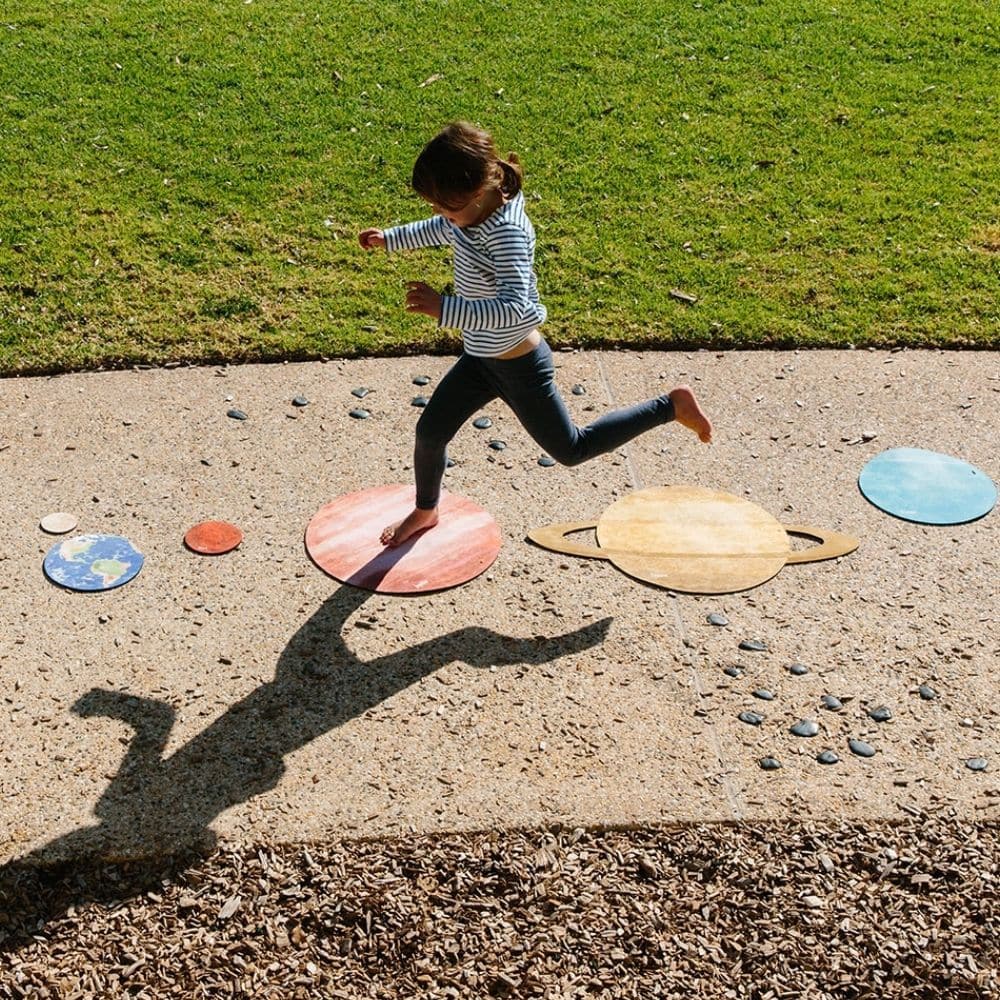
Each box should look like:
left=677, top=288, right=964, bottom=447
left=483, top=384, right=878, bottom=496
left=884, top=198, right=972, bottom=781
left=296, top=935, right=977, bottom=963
left=380, top=507, right=439, bottom=547
left=670, top=385, right=713, bottom=443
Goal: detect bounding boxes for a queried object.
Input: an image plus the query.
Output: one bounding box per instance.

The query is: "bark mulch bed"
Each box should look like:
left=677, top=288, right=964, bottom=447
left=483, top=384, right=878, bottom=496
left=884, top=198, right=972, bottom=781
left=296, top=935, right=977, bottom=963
left=1, top=818, right=996, bottom=999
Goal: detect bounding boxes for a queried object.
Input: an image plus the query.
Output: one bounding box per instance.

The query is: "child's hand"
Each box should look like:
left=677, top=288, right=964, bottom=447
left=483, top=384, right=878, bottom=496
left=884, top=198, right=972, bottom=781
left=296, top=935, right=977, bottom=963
left=405, top=281, right=442, bottom=320
left=359, top=228, right=386, bottom=250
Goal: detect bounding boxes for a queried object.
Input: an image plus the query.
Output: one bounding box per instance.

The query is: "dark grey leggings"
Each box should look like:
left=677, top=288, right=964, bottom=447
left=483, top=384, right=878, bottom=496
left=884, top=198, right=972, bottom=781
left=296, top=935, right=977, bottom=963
left=413, top=339, right=674, bottom=509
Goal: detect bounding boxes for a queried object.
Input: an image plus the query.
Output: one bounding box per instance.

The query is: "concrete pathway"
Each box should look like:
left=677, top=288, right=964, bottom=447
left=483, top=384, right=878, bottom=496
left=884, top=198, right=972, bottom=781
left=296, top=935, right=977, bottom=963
left=0, top=348, right=996, bottom=864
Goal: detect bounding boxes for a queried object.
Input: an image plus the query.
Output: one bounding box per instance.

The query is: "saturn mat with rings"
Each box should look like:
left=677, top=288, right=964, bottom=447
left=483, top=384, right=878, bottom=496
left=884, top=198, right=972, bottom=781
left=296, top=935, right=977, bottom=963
left=528, top=485, right=858, bottom=595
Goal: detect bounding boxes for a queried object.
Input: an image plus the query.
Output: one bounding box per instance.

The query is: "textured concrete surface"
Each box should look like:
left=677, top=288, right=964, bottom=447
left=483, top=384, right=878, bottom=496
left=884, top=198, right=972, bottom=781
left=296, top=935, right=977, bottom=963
left=0, top=349, right=997, bottom=864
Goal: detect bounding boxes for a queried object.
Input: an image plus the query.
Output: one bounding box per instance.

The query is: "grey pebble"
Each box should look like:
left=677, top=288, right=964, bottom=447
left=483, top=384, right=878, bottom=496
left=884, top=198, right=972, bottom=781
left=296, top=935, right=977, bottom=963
left=472, top=416, right=493, bottom=429
left=965, top=757, right=988, bottom=772
left=412, top=375, right=431, bottom=386
left=739, top=639, right=768, bottom=652
left=739, top=710, right=764, bottom=726
left=537, top=455, right=556, bottom=467
left=788, top=663, right=809, bottom=676
left=488, top=439, right=507, bottom=451
left=351, top=387, right=371, bottom=399
left=445, top=457, right=457, bottom=468
left=753, top=689, right=775, bottom=701
left=411, top=396, right=429, bottom=407
left=349, top=408, right=370, bottom=420
left=724, top=666, right=744, bottom=678
left=821, top=695, right=843, bottom=712
left=918, top=684, right=937, bottom=700
left=227, top=409, right=248, bottom=421
left=572, top=384, right=586, bottom=396
left=868, top=706, right=893, bottom=723
left=759, top=757, right=782, bottom=771
left=848, top=738, right=876, bottom=758
left=817, top=750, right=840, bottom=765
left=707, top=613, right=729, bottom=627
left=790, top=719, right=820, bottom=738
left=292, top=396, right=309, bottom=407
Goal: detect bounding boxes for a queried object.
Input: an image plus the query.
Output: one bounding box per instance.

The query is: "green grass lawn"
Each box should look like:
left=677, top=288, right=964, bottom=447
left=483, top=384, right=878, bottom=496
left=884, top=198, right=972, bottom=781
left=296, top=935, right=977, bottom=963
left=1, top=0, right=997, bottom=374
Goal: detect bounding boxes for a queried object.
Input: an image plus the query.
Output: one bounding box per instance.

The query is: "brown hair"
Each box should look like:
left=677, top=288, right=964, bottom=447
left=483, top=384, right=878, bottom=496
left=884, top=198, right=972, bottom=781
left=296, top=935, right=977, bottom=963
left=412, top=121, right=522, bottom=210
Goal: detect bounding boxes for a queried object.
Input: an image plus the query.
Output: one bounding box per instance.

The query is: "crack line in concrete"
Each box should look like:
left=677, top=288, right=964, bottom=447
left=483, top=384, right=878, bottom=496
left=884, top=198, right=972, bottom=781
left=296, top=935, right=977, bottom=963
left=595, top=354, right=645, bottom=495
left=595, top=354, right=745, bottom=821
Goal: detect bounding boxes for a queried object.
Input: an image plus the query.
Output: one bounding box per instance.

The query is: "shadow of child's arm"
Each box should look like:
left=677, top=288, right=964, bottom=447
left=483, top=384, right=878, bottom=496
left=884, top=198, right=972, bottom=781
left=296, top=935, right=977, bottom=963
left=72, top=688, right=176, bottom=762
left=462, top=616, right=613, bottom=668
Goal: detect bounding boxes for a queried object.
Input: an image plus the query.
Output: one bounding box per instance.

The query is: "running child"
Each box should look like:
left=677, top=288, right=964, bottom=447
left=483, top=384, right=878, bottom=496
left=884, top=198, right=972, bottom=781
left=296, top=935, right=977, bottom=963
left=359, top=121, right=712, bottom=546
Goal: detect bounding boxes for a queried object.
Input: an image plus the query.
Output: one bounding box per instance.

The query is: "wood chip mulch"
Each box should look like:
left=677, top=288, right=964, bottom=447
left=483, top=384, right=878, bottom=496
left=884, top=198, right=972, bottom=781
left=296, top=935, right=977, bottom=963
left=1, top=818, right=996, bottom=999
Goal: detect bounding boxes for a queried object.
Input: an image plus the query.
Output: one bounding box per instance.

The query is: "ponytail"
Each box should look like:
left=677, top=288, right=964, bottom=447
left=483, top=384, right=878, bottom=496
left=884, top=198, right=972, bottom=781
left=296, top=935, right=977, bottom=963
left=498, top=153, right=523, bottom=198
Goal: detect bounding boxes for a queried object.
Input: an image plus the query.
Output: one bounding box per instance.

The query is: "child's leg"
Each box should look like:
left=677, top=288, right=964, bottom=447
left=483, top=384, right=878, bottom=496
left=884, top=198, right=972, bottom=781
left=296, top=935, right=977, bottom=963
left=381, top=354, right=497, bottom=546
left=491, top=340, right=710, bottom=465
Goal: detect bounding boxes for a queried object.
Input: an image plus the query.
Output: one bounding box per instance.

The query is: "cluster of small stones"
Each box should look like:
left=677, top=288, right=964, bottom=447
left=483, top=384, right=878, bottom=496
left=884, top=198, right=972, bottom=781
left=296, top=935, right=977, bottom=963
left=222, top=374, right=581, bottom=469
left=1, top=820, right=995, bottom=998
left=706, top=615, right=988, bottom=774
left=345, top=381, right=566, bottom=468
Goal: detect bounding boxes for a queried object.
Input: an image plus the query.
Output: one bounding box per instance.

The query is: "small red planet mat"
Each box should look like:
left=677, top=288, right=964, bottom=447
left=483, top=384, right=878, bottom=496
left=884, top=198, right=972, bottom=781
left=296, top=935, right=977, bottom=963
left=305, top=484, right=501, bottom=594
left=184, top=520, right=243, bottom=555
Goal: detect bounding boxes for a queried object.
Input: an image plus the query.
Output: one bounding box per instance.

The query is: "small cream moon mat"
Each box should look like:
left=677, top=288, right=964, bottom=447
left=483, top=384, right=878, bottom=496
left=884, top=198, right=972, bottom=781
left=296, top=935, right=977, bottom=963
left=528, top=486, right=858, bottom=594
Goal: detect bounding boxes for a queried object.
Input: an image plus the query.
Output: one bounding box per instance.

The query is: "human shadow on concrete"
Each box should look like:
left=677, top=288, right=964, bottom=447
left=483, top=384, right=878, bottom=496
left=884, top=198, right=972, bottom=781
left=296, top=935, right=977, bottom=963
left=0, top=582, right=611, bottom=946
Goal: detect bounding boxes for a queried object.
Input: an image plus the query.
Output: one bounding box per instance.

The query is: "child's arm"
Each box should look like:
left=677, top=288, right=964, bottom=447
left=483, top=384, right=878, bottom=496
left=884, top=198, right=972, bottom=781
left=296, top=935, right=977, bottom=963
left=439, top=224, right=540, bottom=331
left=383, top=215, right=453, bottom=252
left=359, top=217, right=452, bottom=253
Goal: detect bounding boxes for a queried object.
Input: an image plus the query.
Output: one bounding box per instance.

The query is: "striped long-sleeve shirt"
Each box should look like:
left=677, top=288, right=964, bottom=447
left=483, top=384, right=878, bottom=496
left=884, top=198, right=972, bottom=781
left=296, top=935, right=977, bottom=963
left=383, top=192, right=547, bottom=357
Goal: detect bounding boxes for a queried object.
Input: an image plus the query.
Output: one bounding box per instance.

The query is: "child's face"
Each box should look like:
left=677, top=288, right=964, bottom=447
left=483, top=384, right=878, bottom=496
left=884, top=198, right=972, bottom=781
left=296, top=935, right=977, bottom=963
left=422, top=186, right=494, bottom=228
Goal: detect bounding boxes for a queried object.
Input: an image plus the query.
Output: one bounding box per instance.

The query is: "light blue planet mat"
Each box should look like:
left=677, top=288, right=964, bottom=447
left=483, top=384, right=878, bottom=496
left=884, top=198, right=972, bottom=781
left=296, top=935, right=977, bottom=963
left=858, top=447, right=997, bottom=525
left=43, top=534, right=145, bottom=592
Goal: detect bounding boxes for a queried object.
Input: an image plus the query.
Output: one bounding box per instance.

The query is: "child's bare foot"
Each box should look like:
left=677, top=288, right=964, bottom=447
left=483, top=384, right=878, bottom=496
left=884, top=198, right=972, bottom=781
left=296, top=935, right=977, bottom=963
left=380, top=507, right=439, bottom=547
left=669, top=385, right=713, bottom=443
